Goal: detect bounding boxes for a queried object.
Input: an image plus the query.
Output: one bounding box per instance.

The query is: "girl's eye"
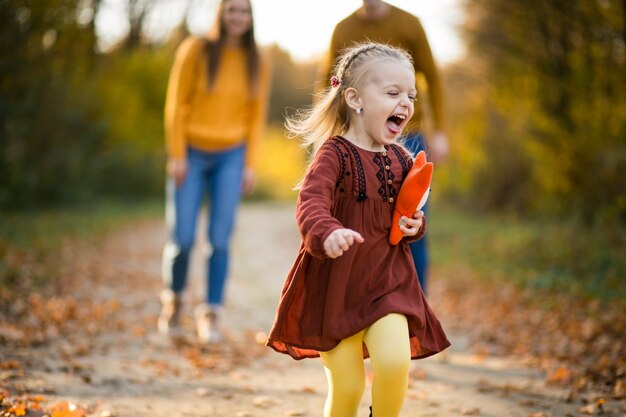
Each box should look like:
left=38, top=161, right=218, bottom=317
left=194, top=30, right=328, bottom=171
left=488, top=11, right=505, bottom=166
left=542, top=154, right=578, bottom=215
left=408, top=95, right=416, bottom=102
left=387, top=91, right=399, bottom=96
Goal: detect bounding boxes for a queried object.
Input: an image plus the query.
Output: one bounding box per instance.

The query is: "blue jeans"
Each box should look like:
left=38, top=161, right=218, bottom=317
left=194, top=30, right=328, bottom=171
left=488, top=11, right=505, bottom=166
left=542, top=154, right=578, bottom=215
left=401, top=133, right=429, bottom=293
left=162, top=145, right=245, bottom=306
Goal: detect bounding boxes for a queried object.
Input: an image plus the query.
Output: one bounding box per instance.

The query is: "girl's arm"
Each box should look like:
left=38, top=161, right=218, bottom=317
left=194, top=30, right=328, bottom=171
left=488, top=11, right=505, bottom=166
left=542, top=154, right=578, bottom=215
left=296, top=144, right=345, bottom=259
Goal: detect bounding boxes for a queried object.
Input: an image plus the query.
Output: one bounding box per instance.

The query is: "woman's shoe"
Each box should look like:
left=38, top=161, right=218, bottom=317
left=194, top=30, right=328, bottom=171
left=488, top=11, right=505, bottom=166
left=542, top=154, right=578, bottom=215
left=194, top=304, right=224, bottom=344
left=157, top=289, right=183, bottom=337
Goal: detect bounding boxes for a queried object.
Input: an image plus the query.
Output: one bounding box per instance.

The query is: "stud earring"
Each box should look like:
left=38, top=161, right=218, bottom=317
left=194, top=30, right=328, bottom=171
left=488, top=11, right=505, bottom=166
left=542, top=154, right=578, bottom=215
left=356, top=108, right=362, bottom=114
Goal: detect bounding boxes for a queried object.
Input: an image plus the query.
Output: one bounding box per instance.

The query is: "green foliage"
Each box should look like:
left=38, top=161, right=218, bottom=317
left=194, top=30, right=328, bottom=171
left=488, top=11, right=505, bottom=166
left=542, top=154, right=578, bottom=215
left=0, top=0, right=106, bottom=208
left=92, top=46, right=171, bottom=197
left=250, top=124, right=305, bottom=201
left=443, top=0, right=626, bottom=224
left=266, top=45, right=318, bottom=124
left=0, top=0, right=315, bottom=211
left=429, top=202, right=626, bottom=301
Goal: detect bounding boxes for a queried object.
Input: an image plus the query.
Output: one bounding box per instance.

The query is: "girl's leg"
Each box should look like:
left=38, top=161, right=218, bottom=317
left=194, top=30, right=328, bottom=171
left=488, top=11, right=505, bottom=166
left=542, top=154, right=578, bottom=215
left=319, top=331, right=367, bottom=417
left=363, top=314, right=411, bottom=417
left=205, top=145, right=245, bottom=306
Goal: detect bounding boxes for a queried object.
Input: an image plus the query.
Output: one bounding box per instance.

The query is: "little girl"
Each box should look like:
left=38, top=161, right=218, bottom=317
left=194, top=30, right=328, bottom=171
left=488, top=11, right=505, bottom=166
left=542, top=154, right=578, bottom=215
left=266, top=43, right=450, bottom=417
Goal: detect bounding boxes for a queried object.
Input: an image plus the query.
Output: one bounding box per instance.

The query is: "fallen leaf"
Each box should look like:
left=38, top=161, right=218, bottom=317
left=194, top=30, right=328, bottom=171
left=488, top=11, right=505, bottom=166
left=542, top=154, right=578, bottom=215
left=49, top=401, right=86, bottom=417
left=547, top=367, right=571, bottom=385
left=300, top=386, right=317, bottom=394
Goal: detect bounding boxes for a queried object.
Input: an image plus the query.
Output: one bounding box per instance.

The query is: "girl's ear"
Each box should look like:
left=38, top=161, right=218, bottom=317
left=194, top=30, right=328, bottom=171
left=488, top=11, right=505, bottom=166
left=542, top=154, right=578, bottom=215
left=344, top=87, right=362, bottom=113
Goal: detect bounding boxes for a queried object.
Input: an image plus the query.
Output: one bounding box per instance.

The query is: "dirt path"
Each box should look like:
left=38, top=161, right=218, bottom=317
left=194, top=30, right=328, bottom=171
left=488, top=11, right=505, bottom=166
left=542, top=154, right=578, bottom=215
left=4, top=202, right=604, bottom=417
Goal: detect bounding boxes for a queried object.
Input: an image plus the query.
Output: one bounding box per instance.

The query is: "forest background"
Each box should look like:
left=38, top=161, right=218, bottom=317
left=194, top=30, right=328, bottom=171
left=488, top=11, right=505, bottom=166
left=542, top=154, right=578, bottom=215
left=1, top=1, right=626, bottom=411
left=1, top=1, right=625, bottom=302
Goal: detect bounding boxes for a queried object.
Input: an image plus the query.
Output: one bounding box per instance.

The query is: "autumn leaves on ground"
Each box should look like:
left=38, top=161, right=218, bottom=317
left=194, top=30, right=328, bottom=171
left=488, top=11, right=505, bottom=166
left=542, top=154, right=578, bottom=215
left=1, top=202, right=625, bottom=417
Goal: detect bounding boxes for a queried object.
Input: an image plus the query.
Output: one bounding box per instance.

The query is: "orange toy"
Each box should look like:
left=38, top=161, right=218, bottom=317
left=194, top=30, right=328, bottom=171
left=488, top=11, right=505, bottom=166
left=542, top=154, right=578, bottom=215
left=389, top=150, right=433, bottom=245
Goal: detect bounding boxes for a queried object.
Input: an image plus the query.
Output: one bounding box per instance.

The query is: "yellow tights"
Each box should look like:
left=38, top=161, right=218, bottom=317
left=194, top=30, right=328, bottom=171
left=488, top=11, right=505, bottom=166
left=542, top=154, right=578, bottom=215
left=319, top=313, right=410, bottom=417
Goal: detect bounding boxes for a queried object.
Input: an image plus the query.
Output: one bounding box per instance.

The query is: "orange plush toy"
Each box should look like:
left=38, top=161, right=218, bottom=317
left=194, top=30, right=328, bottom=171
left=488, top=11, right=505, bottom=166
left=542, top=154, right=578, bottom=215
left=389, top=150, right=433, bottom=245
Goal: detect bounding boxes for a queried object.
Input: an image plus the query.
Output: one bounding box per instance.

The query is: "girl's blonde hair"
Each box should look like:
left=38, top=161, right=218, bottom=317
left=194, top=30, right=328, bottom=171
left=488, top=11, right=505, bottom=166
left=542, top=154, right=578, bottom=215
left=286, top=42, right=414, bottom=156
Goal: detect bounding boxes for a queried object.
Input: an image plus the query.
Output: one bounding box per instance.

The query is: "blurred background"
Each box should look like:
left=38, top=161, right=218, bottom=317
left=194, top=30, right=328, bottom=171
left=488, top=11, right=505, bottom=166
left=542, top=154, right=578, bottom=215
left=1, top=3, right=625, bottom=411
left=1, top=0, right=625, bottom=295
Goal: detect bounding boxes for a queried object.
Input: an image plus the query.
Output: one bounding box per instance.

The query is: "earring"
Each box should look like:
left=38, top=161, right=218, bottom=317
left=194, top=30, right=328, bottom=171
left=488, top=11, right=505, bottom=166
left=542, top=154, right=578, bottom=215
left=356, top=108, right=362, bottom=114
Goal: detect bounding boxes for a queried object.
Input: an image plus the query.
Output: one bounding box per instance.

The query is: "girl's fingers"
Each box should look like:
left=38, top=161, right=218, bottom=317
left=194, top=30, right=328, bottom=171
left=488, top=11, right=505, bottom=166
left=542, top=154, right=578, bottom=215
left=352, top=231, right=365, bottom=243
left=324, top=229, right=364, bottom=258
left=399, top=216, right=423, bottom=236
left=337, top=234, right=350, bottom=251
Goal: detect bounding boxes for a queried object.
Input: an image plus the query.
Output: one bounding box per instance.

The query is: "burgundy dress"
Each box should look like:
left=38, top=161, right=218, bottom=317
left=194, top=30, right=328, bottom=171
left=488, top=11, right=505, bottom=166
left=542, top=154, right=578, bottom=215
left=266, top=136, right=450, bottom=360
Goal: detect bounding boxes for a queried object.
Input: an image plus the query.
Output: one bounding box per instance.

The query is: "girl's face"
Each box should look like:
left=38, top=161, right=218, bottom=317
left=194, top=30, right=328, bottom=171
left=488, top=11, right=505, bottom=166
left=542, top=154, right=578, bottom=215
left=350, top=60, right=416, bottom=151
left=222, top=0, right=252, bottom=39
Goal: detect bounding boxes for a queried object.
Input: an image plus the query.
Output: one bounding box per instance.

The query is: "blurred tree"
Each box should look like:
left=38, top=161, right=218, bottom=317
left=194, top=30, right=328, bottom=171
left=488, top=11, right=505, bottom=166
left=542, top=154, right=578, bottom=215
left=455, top=0, right=626, bottom=222
left=0, top=0, right=106, bottom=208
left=0, top=0, right=326, bottom=209
left=266, top=44, right=317, bottom=125
left=120, top=0, right=155, bottom=50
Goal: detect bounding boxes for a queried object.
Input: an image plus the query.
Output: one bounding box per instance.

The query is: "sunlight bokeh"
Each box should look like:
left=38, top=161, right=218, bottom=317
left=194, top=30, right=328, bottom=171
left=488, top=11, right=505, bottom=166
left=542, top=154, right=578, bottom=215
left=96, top=0, right=464, bottom=63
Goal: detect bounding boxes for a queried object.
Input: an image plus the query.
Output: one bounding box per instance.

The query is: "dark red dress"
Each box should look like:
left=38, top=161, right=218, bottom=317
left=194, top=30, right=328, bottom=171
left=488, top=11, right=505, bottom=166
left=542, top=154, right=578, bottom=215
left=266, top=136, right=450, bottom=360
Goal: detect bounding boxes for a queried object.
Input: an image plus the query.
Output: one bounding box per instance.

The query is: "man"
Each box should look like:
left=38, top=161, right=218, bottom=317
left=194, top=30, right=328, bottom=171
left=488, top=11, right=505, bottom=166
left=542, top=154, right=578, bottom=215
left=317, top=0, right=449, bottom=293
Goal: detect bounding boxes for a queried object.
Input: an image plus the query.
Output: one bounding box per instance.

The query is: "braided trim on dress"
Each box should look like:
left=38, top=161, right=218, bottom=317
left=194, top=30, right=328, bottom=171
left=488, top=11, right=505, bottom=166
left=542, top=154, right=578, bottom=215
left=326, top=138, right=348, bottom=193
left=389, top=144, right=410, bottom=178
left=372, top=153, right=387, bottom=202
left=335, top=136, right=367, bottom=201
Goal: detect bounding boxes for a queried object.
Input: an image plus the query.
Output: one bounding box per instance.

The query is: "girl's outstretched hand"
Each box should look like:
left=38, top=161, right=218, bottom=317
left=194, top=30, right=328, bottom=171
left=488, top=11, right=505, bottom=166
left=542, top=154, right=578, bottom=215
left=399, top=210, right=424, bottom=238
left=323, top=228, right=364, bottom=259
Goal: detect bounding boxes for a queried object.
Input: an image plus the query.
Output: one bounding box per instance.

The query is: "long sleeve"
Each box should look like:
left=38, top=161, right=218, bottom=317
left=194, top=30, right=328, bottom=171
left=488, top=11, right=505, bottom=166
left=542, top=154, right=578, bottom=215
left=164, top=37, right=203, bottom=160
left=245, top=51, right=272, bottom=169
left=296, top=145, right=344, bottom=259
left=410, top=20, right=445, bottom=131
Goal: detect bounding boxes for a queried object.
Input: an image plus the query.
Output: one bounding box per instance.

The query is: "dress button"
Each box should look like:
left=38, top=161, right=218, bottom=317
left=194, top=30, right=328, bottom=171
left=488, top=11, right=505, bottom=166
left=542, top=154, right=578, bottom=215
left=382, top=152, right=387, bottom=157
left=389, top=197, right=394, bottom=203
left=387, top=179, right=393, bottom=185
left=385, top=165, right=390, bottom=170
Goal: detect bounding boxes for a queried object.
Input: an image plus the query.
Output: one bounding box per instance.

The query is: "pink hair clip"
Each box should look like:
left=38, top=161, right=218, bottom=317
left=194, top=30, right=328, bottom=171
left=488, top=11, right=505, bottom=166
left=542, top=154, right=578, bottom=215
left=330, top=75, right=341, bottom=88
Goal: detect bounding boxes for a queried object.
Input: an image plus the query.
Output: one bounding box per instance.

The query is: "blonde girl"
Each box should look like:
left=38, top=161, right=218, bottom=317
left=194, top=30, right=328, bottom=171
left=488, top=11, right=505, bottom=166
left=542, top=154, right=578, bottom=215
left=267, top=42, right=449, bottom=417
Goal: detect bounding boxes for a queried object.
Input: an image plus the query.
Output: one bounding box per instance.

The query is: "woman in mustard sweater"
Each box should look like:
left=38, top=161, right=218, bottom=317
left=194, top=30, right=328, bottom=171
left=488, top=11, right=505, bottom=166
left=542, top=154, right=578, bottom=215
left=159, top=0, right=270, bottom=343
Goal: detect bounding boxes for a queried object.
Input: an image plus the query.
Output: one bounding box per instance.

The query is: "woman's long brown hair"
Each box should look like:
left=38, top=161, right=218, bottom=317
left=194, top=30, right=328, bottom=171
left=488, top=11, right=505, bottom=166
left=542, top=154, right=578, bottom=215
left=204, top=0, right=260, bottom=94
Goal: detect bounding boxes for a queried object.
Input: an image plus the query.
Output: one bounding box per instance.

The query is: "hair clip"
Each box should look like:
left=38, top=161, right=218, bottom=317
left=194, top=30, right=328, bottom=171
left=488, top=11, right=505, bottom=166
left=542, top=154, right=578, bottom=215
left=330, top=75, right=341, bottom=88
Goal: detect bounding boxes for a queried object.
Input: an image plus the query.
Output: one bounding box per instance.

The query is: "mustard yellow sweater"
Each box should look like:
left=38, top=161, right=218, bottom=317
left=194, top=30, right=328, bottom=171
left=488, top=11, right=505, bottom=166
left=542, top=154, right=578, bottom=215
left=318, top=5, right=445, bottom=132
left=164, top=36, right=271, bottom=168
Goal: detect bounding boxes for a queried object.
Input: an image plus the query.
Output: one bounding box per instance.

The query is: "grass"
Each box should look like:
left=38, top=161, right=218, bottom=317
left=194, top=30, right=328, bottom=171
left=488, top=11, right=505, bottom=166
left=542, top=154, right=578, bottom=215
left=1, top=196, right=624, bottom=301
left=0, top=199, right=164, bottom=292
left=0, top=199, right=164, bottom=250
left=428, top=201, right=626, bottom=300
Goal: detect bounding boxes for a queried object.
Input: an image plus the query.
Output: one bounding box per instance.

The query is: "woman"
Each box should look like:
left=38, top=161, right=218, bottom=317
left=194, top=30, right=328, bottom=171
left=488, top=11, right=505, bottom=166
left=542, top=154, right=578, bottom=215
left=159, top=0, right=271, bottom=343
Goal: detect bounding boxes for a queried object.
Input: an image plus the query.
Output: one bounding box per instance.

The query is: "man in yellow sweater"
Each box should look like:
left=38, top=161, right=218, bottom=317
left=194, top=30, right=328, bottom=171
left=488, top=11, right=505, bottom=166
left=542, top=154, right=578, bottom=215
left=160, top=0, right=271, bottom=344
left=317, top=0, right=448, bottom=294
